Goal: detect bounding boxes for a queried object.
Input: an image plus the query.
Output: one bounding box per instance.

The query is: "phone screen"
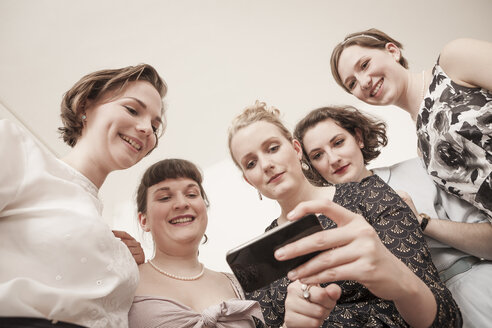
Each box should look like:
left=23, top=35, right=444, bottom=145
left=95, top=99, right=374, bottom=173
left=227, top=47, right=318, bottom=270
left=226, top=214, right=323, bottom=293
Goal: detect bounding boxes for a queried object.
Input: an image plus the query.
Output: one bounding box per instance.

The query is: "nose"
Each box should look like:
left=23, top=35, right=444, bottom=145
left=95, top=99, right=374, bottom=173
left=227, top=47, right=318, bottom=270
left=137, top=117, right=153, bottom=136
left=327, top=149, right=341, bottom=166
left=173, top=193, right=190, bottom=210
left=260, top=155, right=275, bottom=172
left=359, top=73, right=372, bottom=90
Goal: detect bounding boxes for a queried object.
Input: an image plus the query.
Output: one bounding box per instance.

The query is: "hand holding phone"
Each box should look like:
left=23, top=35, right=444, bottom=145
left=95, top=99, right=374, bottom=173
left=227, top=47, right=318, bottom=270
left=226, top=214, right=322, bottom=293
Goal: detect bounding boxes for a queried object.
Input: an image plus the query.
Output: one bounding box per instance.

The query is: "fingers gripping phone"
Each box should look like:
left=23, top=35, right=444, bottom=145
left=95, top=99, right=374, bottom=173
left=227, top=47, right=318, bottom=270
left=226, top=214, right=323, bottom=293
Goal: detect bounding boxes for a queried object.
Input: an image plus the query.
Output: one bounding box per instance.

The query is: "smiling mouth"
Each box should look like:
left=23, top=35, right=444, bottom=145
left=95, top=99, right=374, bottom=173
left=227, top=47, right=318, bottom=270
left=370, top=79, right=383, bottom=97
left=169, top=216, right=195, bottom=224
left=120, top=134, right=142, bottom=151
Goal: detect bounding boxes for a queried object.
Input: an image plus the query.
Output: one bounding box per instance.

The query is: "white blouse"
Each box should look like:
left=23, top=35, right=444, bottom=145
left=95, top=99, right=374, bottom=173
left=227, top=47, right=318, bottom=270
left=0, top=120, right=139, bottom=327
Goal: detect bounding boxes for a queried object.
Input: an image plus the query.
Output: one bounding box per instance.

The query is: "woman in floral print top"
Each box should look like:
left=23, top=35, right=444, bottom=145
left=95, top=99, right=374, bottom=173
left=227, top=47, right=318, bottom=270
left=330, top=28, right=492, bottom=219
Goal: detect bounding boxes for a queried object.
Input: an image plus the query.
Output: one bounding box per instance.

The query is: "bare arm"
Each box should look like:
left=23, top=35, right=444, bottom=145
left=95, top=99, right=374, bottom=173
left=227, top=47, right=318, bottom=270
left=439, top=38, right=492, bottom=91
left=398, top=190, right=492, bottom=259
left=426, top=220, right=492, bottom=259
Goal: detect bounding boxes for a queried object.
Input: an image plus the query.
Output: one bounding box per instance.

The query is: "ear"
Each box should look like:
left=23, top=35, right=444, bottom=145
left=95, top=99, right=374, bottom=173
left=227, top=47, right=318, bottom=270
left=354, top=128, right=364, bottom=148
left=138, top=212, right=151, bottom=232
left=385, top=42, right=401, bottom=62
left=292, top=139, right=304, bottom=161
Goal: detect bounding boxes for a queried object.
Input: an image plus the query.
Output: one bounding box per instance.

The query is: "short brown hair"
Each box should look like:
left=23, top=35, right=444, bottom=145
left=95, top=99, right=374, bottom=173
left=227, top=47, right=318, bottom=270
left=331, top=28, right=408, bottom=93
left=136, top=158, right=209, bottom=215
left=228, top=100, right=293, bottom=168
left=59, top=64, right=167, bottom=147
left=294, top=105, right=388, bottom=184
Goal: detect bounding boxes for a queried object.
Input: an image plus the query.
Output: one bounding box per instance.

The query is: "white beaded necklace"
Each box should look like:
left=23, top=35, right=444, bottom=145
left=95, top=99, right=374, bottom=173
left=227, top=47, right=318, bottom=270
left=148, top=260, right=205, bottom=281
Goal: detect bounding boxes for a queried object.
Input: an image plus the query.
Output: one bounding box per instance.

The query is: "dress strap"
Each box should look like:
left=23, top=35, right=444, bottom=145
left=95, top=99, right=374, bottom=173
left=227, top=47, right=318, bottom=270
left=222, top=272, right=245, bottom=299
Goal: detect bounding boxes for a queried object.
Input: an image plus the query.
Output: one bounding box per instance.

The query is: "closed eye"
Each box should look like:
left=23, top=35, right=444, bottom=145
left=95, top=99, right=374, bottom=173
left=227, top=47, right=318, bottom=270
left=124, top=105, right=138, bottom=115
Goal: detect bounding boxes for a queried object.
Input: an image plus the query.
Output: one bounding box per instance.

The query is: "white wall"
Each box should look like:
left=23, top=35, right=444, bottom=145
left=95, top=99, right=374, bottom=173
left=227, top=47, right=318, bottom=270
left=1, top=0, right=491, bottom=272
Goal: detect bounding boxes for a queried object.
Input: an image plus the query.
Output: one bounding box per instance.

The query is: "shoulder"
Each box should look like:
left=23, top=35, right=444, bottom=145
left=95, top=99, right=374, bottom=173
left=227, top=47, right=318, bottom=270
left=0, top=119, right=25, bottom=139
left=440, top=38, right=484, bottom=58
left=439, top=38, right=492, bottom=87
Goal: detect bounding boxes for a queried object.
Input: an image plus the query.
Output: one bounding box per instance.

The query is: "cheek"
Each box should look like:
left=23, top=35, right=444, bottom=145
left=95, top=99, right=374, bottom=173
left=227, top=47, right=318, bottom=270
left=312, top=161, right=329, bottom=177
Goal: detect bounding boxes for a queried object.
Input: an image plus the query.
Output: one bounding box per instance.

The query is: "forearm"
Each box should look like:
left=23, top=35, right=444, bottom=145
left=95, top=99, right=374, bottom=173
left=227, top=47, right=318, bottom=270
left=424, top=219, right=492, bottom=259
left=394, top=270, right=437, bottom=328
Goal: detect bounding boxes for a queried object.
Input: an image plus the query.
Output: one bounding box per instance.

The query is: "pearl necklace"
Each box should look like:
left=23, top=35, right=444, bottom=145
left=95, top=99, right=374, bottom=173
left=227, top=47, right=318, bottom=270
left=148, top=260, right=205, bottom=281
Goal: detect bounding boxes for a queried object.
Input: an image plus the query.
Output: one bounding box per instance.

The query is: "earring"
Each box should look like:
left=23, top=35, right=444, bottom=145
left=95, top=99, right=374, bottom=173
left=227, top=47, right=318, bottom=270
left=81, top=114, right=87, bottom=120
left=301, top=161, right=310, bottom=171
left=257, top=189, right=263, bottom=200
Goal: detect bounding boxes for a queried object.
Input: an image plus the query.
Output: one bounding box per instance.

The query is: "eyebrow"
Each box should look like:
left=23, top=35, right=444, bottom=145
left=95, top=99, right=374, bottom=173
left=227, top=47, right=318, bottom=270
left=124, top=97, right=162, bottom=125
left=307, top=134, right=341, bottom=155
left=240, top=137, right=278, bottom=164
left=343, top=57, right=364, bottom=86
left=153, top=183, right=199, bottom=194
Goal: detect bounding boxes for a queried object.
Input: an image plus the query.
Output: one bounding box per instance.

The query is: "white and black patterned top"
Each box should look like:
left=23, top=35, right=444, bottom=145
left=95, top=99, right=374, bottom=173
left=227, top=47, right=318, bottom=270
left=416, top=60, right=492, bottom=219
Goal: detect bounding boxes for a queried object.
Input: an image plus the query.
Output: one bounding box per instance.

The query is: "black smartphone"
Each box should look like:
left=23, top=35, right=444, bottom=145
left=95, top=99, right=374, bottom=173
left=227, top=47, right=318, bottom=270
left=226, top=214, right=323, bottom=293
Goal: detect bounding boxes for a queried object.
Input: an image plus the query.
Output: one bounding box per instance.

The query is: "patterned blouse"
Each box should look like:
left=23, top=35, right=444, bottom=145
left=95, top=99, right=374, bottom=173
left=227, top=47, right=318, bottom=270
left=416, top=60, right=492, bottom=219
left=245, top=175, right=462, bottom=327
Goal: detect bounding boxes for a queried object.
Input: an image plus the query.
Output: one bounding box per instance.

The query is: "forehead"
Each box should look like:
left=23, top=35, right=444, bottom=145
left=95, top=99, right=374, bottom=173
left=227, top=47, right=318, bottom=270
left=303, top=119, right=349, bottom=149
left=109, top=80, right=163, bottom=118
left=148, top=177, right=198, bottom=193
left=338, top=45, right=381, bottom=78
left=231, top=121, right=286, bottom=157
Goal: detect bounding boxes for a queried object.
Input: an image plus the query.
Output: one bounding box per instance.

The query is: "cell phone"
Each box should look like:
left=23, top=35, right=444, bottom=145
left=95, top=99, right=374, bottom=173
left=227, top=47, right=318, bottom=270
left=226, top=214, right=323, bottom=293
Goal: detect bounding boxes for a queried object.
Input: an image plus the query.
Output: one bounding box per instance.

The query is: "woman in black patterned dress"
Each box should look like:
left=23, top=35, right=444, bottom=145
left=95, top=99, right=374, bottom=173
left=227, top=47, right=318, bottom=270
left=330, top=28, right=492, bottom=219
left=227, top=101, right=461, bottom=327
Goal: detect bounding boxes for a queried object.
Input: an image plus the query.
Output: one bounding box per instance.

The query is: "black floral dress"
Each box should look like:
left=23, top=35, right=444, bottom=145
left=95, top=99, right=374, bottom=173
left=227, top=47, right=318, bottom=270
left=416, top=60, right=492, bottom=218
left=245, top=175, right=462, bottom=327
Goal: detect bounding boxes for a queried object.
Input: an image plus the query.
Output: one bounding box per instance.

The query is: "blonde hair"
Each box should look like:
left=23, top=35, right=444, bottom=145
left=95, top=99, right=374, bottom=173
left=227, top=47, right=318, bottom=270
left=227, top=100, right=293, bottom=168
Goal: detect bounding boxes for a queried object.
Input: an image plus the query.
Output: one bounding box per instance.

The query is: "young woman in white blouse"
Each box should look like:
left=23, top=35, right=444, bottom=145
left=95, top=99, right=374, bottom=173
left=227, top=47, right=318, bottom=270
left=0, top=64, right=167, bottom=328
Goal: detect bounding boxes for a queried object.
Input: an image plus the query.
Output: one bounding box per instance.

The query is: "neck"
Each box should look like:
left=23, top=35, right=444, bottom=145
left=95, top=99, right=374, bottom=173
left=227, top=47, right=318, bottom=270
left=62, top=148, right=109, bottom=189
left=394, top=70, right=427, bottom=121
left=152, top=247, right=202, bottom=276
left=276, top=178, right=334, bottom=225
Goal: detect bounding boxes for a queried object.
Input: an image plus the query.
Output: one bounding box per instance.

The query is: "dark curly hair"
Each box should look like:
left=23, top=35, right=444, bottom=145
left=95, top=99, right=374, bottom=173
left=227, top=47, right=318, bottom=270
left=58, top=63, right=167, bottom=147
left=331, top=28, right=408, bottom=93
left=294, top=105, right=388, bottom=185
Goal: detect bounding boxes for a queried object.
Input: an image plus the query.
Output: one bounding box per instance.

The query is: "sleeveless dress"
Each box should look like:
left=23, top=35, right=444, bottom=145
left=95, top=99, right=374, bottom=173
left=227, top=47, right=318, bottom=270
left=128, top=272, right=264, bottom=328
left=246, top=175, right=461, bottom=327
left=416, top=60, right=492, bottom=219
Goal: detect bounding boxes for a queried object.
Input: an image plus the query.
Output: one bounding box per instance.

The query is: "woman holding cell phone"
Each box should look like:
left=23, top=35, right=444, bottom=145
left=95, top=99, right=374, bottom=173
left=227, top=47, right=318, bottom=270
left=227, top=101, right=461, bottom=327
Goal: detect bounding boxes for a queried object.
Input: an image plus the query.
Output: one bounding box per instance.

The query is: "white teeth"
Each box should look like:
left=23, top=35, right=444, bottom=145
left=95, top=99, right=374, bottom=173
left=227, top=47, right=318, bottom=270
left=371, top=80, right=383, bottom=96
left=120, top=135, right=142, bottom=150
left=170, top=217, right=194, bottom=224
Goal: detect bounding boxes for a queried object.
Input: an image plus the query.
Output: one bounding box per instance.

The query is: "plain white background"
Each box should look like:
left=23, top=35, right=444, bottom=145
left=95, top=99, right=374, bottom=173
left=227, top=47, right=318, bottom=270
left=1, top=0, right=491, bottom=272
